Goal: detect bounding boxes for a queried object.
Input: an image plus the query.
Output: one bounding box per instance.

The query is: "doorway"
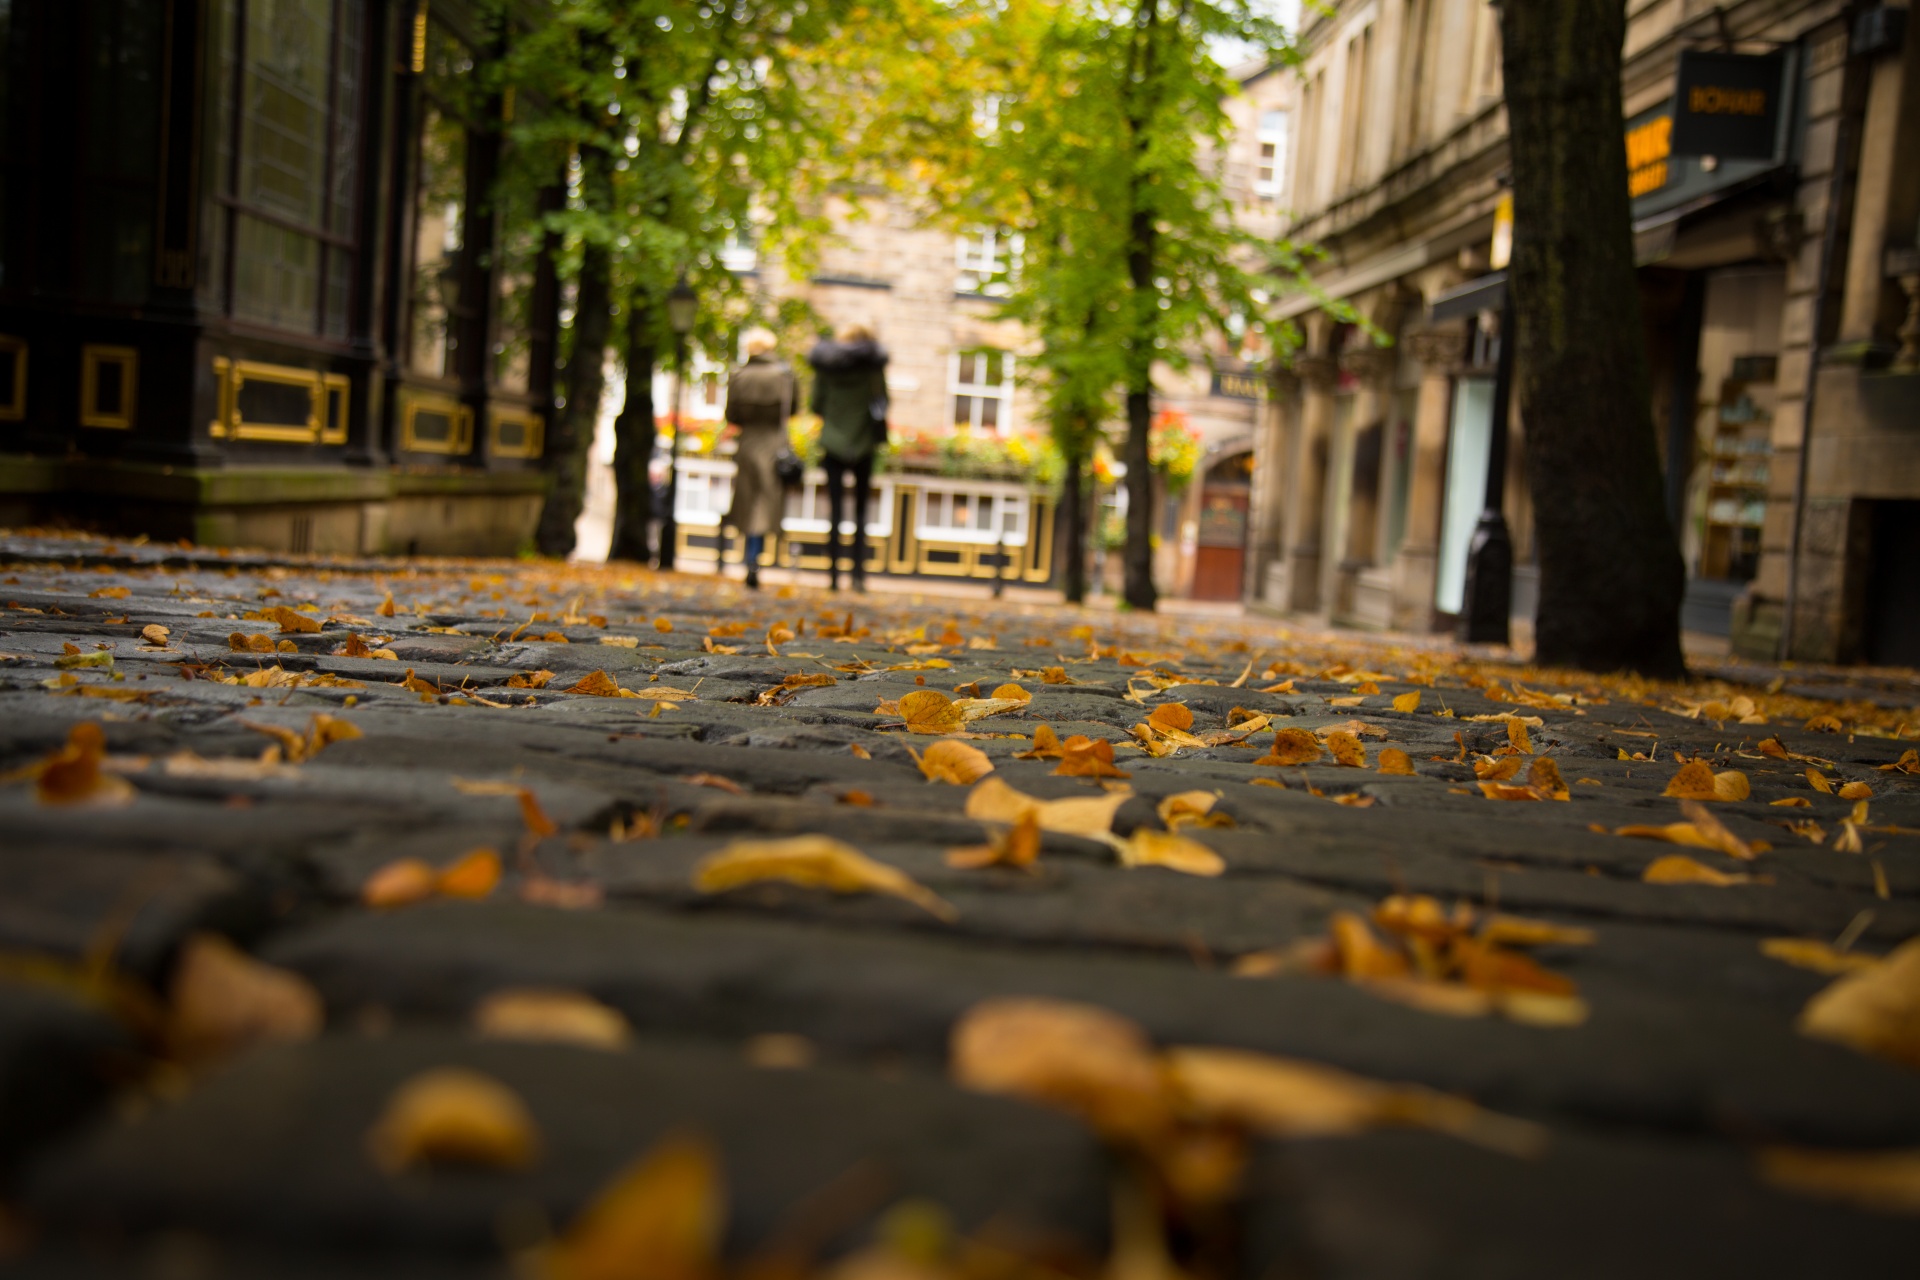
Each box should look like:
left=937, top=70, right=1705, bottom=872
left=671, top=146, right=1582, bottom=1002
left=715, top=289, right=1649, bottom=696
left=1190, top=451, right=1253, bottom=601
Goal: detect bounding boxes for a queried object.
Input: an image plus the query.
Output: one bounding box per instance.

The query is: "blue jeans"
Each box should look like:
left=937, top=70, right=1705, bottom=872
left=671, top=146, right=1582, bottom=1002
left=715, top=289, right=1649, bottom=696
left=744, top=533, right=764, bottom=571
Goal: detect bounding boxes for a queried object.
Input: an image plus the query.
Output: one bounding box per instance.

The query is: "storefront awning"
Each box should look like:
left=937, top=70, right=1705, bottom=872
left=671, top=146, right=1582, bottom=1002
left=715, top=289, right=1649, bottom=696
left=1428, top=271, right=1507, bottom=323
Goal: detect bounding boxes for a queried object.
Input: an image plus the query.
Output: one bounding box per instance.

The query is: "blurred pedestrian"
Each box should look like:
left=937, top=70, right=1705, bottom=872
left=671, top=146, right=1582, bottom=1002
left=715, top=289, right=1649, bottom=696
left=808, top=323, right=889, bottom=592
left=721, top=328, right=796, bottom=591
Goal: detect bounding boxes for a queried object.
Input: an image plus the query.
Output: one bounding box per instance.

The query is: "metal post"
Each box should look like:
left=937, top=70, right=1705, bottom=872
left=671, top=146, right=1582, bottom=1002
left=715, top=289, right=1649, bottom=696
left=1458, top=293, right=1516, bottom=645
left=658, top=333, right=686, bottom=571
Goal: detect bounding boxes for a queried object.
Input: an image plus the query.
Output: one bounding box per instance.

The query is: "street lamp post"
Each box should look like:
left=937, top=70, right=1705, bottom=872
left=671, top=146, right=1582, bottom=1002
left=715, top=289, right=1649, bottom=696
left=657, top=276, right=698, bottom=572
left=1458, top=293, right=1516, bottom=645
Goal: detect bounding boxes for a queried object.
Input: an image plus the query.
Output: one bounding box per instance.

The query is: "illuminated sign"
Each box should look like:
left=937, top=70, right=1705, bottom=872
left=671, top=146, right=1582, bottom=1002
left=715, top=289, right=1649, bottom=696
left=1626, top=114, right=1672, bottom=199
left=1211, top=371, right=1264, bottom=402
left=1671, top=51, right=1785, bottom=160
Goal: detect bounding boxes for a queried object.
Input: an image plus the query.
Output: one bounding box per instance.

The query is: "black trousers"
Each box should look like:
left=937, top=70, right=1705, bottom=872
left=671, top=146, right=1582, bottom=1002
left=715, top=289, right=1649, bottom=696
left=823, top=456, right=872, bottom=580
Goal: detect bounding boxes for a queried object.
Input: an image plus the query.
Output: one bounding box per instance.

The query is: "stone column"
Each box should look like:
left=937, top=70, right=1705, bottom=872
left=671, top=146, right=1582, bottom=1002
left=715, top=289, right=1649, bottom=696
left=1276, top=352, right=1339, bottom=613
left=1388, top=325, right=1466, bottom=631
left=1248, top=367, right=1298, bottom=602
left=1337, top=347, right=1397, bottom=565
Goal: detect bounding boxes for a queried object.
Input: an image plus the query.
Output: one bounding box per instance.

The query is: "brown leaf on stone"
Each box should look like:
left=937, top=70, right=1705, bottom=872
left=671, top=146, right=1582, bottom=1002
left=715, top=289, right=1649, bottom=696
left=1797, top=937, right=1920, bottom=1070
left=1506, top=719, right=1533, bottom=755
left=947, top=810, right=1042, bottom=870
left=364, top=858, right=438, bottom=908
left=951, top=997, right=1172, bottom=1145
left=1158, top=790, right=1233, bottom=829
left=518, top=788, right=560, bottom=839
left=1839, top=780, right=1874, bottom=801
left=1525, top=757, right=1570, bottom=801
left=1678, top=799, right=1758, bottom=859
left=266, top=605, right=322, bottom=634
left=31, top=722, right=135, bottom=808
left=912, top=739, right=995, bottom=785
left=1762, top=938, right=1882, bottom=976
left=1115, top=827, right=1225, bottom=877
left=1475, top=756, right=1525, bottom=782
left=1759, top=1145, right=1920, bottom=1215
left=1257, top=728, right=1323, bottom=766
left=1039, top=666, right=1076, bottom=685
left=565, top=670, right=622, bottom=697
left=437, top=848, right=502, bottom=899
left=140, top=624, right=170, bottom=646
left=694, top=835, right=955, bottom=921
left=366, top=1068, right=540, bottom=1174
left=848, top=743, right=871, bottom=760
left=1013, top=723, right=1065, bottom=760
left=1329, top=912, right=1412, bottom=981
left=1377, top=748, right=1416, bottom=776
left=507, top=669, right=554, bottom=689
left=897, top=689, right=965, bottom=734
left=1391, top=691, right=1422, bottom=714
left=540, top=1132, right=722, bottom=1279
left=229, top=632, right=276, bottom=653
left=991, top=682, right=1032, bottom=702
left=1148, top=703, right=1194, bottom=733
left=964, top=776, right=1130, bottom=838
left=1804, top=714, right=1844, bottom=733
left=473, top=987, right=631, bottom=1049
left=684, top=772, right=746, bottom=794
left=377, top=592, right=397, bottom=618
left=168, top=933, right=322, bottom=1064
left=654, top=618, right=674, bottom=633
left=1642, top=855, right=1753, bottom=885
left=1323, top=731, right=1366, bottom=768
left=1054, top=736, right=1130, bottom=779
left=1878, top=749, right=1919, bottom=775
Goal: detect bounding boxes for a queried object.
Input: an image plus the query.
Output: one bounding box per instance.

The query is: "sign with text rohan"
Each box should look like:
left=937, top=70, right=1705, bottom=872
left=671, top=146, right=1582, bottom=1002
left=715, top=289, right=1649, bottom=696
left=1671, top=51, right=1785, bottom=160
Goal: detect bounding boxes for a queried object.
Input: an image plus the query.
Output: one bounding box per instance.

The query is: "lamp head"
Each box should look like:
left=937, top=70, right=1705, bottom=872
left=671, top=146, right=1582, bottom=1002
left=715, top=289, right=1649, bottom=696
left=667, top=276, right=698, bottom=336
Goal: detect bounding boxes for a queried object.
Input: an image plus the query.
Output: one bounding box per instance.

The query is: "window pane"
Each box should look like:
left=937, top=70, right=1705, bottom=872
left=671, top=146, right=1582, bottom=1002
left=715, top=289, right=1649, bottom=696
left=953, top=395, right=974, bottom=428
left=330, top=0, right=365, bottom=239
left=76, top=0, right=162, bottom=303
left=491, top=176, right=538, bottom=391
left=238, top=0, right=332, bottom=228
left=957, top=352, right=976, bottom=385
left=198, top=0, right=237, bottom=305
left=232, top=213, right=319, bottom=330
left=409, top=99, right=467, bottom=376
left=980, top=397, right=999, bottom=430
left=323, top=244, right=350, bottom=340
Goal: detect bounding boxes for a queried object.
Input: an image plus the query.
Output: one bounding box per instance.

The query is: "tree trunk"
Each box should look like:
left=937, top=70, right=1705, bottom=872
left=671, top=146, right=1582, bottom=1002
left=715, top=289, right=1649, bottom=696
left=534, top=141, right=615, bottom=558
left=1500, top=0, right=1685, bottom=676
left=609, top=289, right=657, bottom=564
left=1059, top=442, right=1087, bottom=605
left=1121, top=0, right=1161, bottom=613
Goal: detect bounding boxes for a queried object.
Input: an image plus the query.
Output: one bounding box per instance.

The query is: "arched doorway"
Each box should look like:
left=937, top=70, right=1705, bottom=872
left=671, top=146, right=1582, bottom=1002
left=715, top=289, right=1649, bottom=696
left=1189, top=449, right=1254, bottom=601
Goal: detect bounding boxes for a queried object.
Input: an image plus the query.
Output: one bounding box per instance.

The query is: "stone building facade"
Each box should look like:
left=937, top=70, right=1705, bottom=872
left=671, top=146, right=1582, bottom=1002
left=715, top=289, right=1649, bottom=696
left=1254, top=0, right=1920, bottom=666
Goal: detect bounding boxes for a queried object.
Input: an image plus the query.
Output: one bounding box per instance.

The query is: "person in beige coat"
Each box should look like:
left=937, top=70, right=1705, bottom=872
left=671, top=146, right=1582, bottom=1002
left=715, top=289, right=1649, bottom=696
left=722, top=329, right=797, bottom=589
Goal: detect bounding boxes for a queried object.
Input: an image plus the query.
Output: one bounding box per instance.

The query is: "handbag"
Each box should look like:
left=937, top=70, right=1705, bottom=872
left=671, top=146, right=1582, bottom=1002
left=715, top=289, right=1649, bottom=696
left=773, top=367, right=804, bottom=488
left=869, top=389, right=890, bottom=448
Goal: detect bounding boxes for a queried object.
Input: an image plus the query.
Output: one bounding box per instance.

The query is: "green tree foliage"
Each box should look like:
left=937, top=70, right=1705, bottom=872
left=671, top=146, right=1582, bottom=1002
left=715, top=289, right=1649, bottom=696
left=845, top=0, right=1293, bottom=609
left=491, top=0, right=848, bottom=560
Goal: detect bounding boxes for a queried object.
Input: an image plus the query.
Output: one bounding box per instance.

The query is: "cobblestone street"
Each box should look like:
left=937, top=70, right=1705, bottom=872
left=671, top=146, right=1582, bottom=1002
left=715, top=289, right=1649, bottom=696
left=2, top=532, right=1918, bottom=1278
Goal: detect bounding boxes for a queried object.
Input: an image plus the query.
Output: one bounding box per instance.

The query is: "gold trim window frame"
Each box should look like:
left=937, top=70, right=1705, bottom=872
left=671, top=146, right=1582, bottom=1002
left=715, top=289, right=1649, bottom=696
left=0, top=335, right=24, bottom=422
left=80, top=346, right=139, bottom=430
left=208, top=359, right=341, bottom=443
left=488, top=406, right=543, bottom=459
left=400, top=388, right=474, bottom=455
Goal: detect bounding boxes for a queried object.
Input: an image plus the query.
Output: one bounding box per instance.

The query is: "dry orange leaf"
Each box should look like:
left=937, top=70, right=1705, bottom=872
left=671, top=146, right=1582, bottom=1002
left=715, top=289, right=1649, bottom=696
left=991, top=683, right=1031, bottom=702
left=1116, top=828, right=1225, bottom=877
left=1761, top=938, right=1881, bottom=976
left=1323, top=730, right=1366, bottom=768
left=653, top=618, right=674, bottom=633
left=1664, top=761, right=1749, bottom=801
left=694, top=835, right=955, bottom=921
left=31, top=722, right=134, bottom=808
left=473, top=987, right=631, bottom=1049
left=364, top=858, right=437, bottom=907
left=141, top=624, right=170, bottom=646
left=947, top=810, right=1042, bottom=870
left=1878, top=749, right=1919, bottom=775
left=507, top=669, right=554, bottom=689
left=168, top=932, right=322, bottom=1064
left=1758, top=1146, right=1920, bottom=1215
left=1475, top=756, right=1525, bottom=782
left=912, top=739, right=994, bottom=785
left=1807, top=768, right=1835, bottom=794
left=1054, top=736, right=1130, bottom=779
left=1391, top=691, right=1422, bottom=714
left=1526, top=757, right=1570, bottom=800
left=266, top=605, right=322, bottom=634
left=1839, top=780, right=1873, bottom=801
left=1506, top=719, right=1533, bottom=755
left=542, top=1132, right=722, bottom=1280
left=1797, top=938, right=1920, bottom=1070
left=1257, top=728, right=1323, bottom=766
left=377, top=592, right=397, bottom=618
left=438, top=848, right=502, bottom=899
left=950, top=997, right=1171, bottom=1144
left=964, top=776, right=1130, bottom=839
left=565, top=670, right=622, bottom=697
left=848, top=743, right=871, bottom=760
left=1158, top=790, right=1232, bottom=829
left=1013, top=723, right=1065, bottom=759
left=1039, top=666, right=1076, bottom=685
left=1642, top=855, right=1752, bottom=886
left=1148, top=703, right=1195, bottom=733
left=367, top=1068, right=540, bottom=1173
left=896, top=688, right=965, bottom=734
left=1377, top=747, right=1416, bottom=776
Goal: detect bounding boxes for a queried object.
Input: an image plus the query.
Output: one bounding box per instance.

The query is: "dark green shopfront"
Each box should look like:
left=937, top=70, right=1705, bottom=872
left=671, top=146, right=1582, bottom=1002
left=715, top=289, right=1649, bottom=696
left=0, top=0, right=552, bottom=553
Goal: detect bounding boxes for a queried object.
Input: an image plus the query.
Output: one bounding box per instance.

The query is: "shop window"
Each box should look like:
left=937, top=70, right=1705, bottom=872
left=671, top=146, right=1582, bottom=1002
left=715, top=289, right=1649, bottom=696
left=951, top=348, right=1012, bottom=432
left=1254, top=109, right=1289, bottom=199
left=408, top=20, right=475, bottom=379
left=203, top=0, right=365, bottom=338
left=490, top=178, right=538, bottom=392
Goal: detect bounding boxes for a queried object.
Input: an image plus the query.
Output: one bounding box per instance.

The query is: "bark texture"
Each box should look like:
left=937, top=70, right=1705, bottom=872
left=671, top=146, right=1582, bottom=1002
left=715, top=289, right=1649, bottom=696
left=1121, top=0, right=1161, bottom=613
left=609, top=291, right=657, bottom=564
left=534, top=120, right=615, bottom=557
left=1059, top=442, right=1088, bottom=605
left=1500, top=0, right=1685, bottom=676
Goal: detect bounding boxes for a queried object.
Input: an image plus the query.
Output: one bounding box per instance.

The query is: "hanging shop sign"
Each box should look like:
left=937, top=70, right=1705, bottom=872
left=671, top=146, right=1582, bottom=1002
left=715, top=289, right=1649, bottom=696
left=1671, top=51, right=1786, bottom=159
left=1210, top=370, right=1264, bottom=401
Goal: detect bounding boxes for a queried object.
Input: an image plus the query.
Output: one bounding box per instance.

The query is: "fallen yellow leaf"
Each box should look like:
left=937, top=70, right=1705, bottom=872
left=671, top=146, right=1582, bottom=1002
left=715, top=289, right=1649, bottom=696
left=1148, top=703, right=1194, bottom=733
left=1839, top=780, right=1874, bottom=801
left=947, top=810, right=1041, bottom=870
left=29, top=722, right=135, bottom=808
left=965, top=776, right=1129, bottom=838
left=1391, top=691, right=1422, bottom=714
left=1641, top=855, right=1752, bottom=885
left=437, top=848, right=502, bottom=899
left=366, top=1068, right=540, bottom=1173
left=1257, top=728, right=1322, bottom=766
left=1761, top=938, right=1881, bottom=976
left=897, top=689, right=965, bottom=734
left=1377, top=748, right=1415, bottom=776
left=1797, top=938, right=1920, bottom=1069
left=950, top=997, right=1171, bottom=1144
left=1758, top=1145, right=1920, bottom=1215
left=1157, top=790, right=1232, bottom=829
left=473, top=987, right=631, bottom=1049
left=542, top=1132, right=723, bottom=1280
left=694, top=836, right=955, bottom=921
left=168, top=933, right=322, bottom=1064
left=912, top=739, right=994, bottom=785
left=1116, top=828, right=1225, bottom=877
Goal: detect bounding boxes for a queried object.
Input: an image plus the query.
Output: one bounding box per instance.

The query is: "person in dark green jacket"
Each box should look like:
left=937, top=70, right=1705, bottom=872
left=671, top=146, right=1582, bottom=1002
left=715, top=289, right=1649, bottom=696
left=807, top=324, right=889, bottom=592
